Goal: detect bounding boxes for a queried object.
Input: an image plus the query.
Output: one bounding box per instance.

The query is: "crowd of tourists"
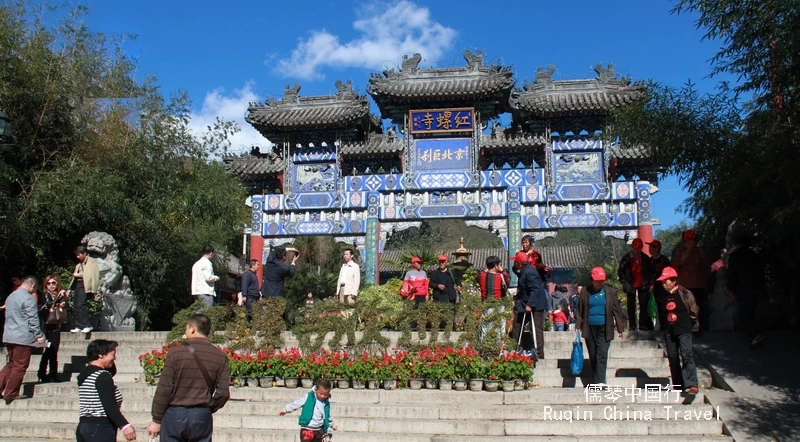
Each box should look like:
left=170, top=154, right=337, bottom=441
left=0, top=230, right=767, bottom=441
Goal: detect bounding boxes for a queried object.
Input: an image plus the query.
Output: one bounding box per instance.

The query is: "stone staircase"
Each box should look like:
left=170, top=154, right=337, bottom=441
left=0, top=331, right=729, bottom=441
left=531, top=331, right=712, bottom=389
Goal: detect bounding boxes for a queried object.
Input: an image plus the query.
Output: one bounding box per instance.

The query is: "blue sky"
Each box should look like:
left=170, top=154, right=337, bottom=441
left=83, top=0, right=725, bottom=231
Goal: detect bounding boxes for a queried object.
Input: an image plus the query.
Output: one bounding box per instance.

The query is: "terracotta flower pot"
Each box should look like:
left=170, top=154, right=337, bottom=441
left=383, top=379, right=397, bottom=390
left=501, top=380, right=515, bottom=392
left=337, top=379, right=350, bottom=389
left=352, top=379, right=366, bottom=389
left=367, top=379, right=379, bottom=390
left=300, top=378, right=314, bottom=389
left=284, top=377, right=299, bottom=389
left=453, top=380, right=467, bottom=391
left=424, top=379, right=437, bottom=389
left=245, top=377, right=259, bottom=388
left=439, top=379, right=453, bottom=391
left=258, top=376, right=273, bottom=388
left=484, top=380, right=500, bottom=392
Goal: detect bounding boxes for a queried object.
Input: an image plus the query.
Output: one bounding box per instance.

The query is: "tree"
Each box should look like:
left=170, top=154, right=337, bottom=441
left=655, top=221, right=694, bottom=259
left=611, top=0, right=800, bottom=302
left=0, top=2, right=248, bottom=329
left=541, top=229, right=628, bottom=287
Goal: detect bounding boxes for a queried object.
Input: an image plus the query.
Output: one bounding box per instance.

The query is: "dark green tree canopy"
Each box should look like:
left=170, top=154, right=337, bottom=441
left=612, top=0, right=800, bottom=300
left=0, top=2, right=247, bottom=329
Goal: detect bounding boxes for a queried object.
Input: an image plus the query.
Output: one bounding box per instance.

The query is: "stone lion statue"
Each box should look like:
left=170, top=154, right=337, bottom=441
left=82, top=231, right=137, bottom=331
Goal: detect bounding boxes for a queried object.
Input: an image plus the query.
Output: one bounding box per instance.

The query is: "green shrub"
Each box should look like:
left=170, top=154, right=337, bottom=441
left=167, top=302, right=232, bottom=343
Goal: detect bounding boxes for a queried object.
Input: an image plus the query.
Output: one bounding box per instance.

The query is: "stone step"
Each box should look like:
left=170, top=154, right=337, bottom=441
left=534, top=366, right=672, bottom=378
left=5, top=396, right=716, bottom=421
left=23, top=353, right=144, bottom=369
left=0, top=423, right=433, bottom=442
left=536, top=358, right=669, bottom=369
left=0, top=436, right=734, bottom=442
left=502, top=388, right=707, bottom=405
left=35, top=343, right=165, bottom=354
left=504, top=420, right=724, bottom=436
left=542, top=331, right=662, bottom=341
left=532, top=376, right=672, bottom=388
left=19, top=371, right=141, bottom=384
left=0, top=419, right=727, bottom=440
left=434, top=437, right=732, bottom=442
left=25, top=384, right=707, bottom=405
left=543, top=341, right=661, bottom=350
left=57, top=331, right=170, bottom=341
left=542, top=349, right=665, bottom=359
left=0, top=410, right=724, bottom=437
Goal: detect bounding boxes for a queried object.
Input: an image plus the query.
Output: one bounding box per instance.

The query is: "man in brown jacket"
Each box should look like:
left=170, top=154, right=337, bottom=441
left=148, top=314, right=230, bottom=441
left=656, top=266, right=700, bottom=395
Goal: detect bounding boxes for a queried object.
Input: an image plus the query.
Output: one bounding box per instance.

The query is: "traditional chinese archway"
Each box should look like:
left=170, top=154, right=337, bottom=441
left=226, top=51, right=659, bottom=285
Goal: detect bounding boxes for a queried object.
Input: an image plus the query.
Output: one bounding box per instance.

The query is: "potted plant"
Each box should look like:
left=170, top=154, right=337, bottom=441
left=450, top=348, right=473, bottom=391
left=406, top=354, right=423, bottom=390
left=139, top=346, right=167, bottom=385
left=259, top=352, right=277, bottom=388
left=270, top=352, right=286, bottom=387
left=336, top=361, right=352, bottom=389
left=375, top=354, right=398, bottom=390
left=494, top=357, right=515, bottom=392
left=226, top=351, right=249, bottom=387
left=283, top=364, right=300, bottom=389
left=350, top=357, right=370, bottom=390
left=417, top=356, right=437, bottom=389
left=296, top=358, right=313, bottom=388
left=468, top=358, right=485, bottom=392
left=484, top=373, right=500, bottom=392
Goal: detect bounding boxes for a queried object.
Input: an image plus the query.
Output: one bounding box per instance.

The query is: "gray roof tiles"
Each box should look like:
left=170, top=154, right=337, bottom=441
left=379, top=246, right=588, bottom=273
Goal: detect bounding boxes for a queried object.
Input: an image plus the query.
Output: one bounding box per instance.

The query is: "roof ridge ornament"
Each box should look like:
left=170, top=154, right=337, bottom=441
left=532, top=65, right=556, bottom=89
left=334, top=80, right=356, bottom=100
left=594, top=63, right=615, bottom=85
left=284, top=83, right=301, bottom=103
left=401, top=53, right=422, bottom=74
left=463, top=49, right=483, bottom=72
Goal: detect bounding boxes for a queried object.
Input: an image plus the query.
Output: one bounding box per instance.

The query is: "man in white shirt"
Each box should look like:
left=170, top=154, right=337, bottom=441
left=191, top=246, right=219, bottom=307
left=337, top=249, right=360, bottom=304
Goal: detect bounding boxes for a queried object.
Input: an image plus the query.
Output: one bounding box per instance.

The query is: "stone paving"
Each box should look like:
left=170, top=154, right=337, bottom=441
left=694, top=330, right=800, bottom=442
left=0, top=330, right=739, bottom=441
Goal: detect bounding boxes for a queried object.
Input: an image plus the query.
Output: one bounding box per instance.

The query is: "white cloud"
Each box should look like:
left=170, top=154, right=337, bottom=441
left=189, top=82, right=272, bottom=154
left=275, top=1, right=457, bottom=80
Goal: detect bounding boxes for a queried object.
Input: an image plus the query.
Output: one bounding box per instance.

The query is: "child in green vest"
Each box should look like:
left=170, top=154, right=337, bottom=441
left=280, top=379, right=337, bottom=441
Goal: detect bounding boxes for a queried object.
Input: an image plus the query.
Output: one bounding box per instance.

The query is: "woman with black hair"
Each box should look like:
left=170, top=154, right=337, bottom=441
left=37, top=274, right=67, bottom=383
left=76, top=339, right=136, bottom=441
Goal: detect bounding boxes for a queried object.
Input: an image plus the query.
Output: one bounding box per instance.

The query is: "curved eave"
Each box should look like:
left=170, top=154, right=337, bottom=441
left=246, top=103, right=370, bottom=130
left=368, top=75, right=514, bottom=102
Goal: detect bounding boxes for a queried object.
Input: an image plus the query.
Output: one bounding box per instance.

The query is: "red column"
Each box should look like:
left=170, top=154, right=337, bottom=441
left=638, top=224, right=654, bottom=256
left=250, top=235, right=264, bottom=286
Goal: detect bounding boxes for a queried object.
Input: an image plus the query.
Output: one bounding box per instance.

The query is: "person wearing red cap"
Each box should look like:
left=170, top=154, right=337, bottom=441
left=575, top=267, right=625, bottom=386
left=402, top=257, right=429, bottom=307
left=477, top=256, right=511, bottom=342
left=655, top=266, right=699, bottom=395
left=511, top=251, right=548, bottom=359
left=519, top=235, right=553, bottom=282
left=670, top=229, right=710, bottom=335
left=617, top=238, right=656, bottom=331
left=648, top=240, right=671, bottom=329
left=430, top=255, right=461, bottom=305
